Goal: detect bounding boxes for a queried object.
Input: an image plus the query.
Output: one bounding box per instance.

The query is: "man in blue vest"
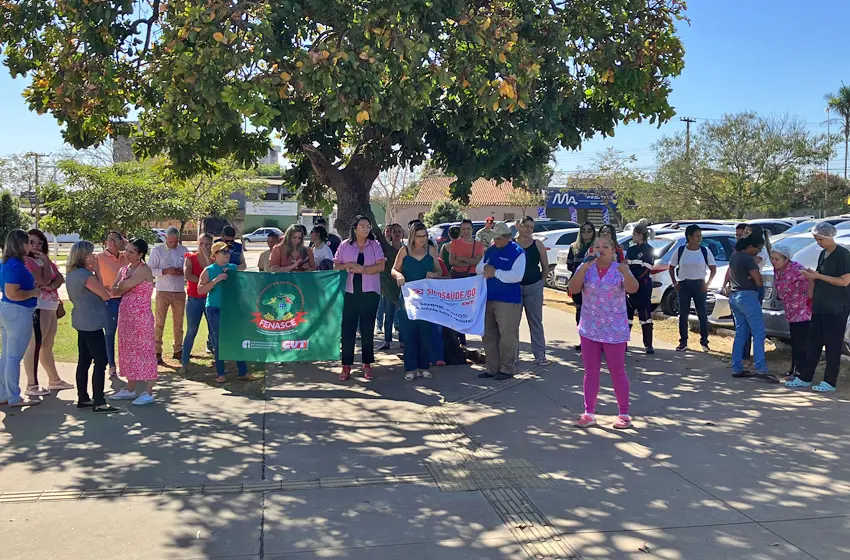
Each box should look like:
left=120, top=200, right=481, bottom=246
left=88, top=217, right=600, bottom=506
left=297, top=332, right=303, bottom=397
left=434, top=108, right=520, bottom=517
left=217, top=225, right=247, bottom=270
left=475, top=222, right=526, bottom=380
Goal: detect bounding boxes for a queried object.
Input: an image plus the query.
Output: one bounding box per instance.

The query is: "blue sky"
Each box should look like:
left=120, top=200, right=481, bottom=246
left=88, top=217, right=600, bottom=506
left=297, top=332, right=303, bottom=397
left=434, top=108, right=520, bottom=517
left=2, top=0, right=849, bottom=173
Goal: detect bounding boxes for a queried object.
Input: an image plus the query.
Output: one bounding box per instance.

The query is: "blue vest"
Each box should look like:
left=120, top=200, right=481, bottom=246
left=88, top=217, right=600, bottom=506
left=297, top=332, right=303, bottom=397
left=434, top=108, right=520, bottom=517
left=216, top=238, right=243, bottom=266
left=484, top=242, right=524, bottom=304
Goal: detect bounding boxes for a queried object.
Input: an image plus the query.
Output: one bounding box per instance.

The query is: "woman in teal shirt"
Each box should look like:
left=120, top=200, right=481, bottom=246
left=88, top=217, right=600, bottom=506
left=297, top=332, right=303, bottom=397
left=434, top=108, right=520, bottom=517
left=0, top=229, right=41, bottom=407
left=198, top=241, right=253, bottom=383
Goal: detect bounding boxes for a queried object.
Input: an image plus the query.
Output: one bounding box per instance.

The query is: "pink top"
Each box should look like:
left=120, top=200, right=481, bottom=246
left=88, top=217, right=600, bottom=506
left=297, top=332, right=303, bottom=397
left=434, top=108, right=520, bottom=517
left=578, top=262, right=630, bottom=344
left=24, top=256, right=61, bottom=310
left=333, top=239, right=386, bottom=294
left=774, top=260, right=812, bottom=324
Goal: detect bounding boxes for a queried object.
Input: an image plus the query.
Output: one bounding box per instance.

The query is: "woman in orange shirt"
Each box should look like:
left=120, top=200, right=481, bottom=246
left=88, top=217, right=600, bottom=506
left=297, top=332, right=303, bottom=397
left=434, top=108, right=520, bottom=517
left=449, top=219, right=484, bottom=278
left=269, top=225, right=316, bottom=272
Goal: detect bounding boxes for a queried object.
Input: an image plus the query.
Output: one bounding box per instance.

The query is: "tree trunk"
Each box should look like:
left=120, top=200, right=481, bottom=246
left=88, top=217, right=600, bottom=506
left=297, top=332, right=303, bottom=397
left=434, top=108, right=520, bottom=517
left=301, top=145, right=387, bottom=247
left=845, top=132, right=848, bottom=180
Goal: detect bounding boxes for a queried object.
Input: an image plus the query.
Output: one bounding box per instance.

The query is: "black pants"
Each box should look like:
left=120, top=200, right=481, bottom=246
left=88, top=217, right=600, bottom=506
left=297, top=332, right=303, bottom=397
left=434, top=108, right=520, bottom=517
left=627, top=279, right=654, bottom=348
left=76, top=329, right=107, bottom=406
left=678, top=279, right=708, bottom=346
left=573, top=292, right=583, bottom=325
left=341, top=291, right=380, bottom=366
left=30, top=309, right=42, bottom=385
left=798, top=312, right=849, bottom=387
left=787, top=320, right=810, bottom=376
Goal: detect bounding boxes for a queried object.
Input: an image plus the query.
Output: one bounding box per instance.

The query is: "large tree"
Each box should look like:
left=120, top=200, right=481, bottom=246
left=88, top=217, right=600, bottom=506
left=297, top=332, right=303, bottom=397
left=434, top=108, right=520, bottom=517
left=652, top=113, right=831, bottom=219
left=1, top=0, right=687, bottom=232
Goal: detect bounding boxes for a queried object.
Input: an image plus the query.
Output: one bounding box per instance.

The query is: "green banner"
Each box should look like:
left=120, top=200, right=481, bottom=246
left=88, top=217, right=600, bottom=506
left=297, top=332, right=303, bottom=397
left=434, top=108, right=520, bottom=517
left=218, top=270, right=346, bottom=363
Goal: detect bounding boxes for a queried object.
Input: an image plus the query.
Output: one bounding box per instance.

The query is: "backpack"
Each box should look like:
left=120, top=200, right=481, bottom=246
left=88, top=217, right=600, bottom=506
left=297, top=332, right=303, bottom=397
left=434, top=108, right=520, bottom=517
left=676, top=244, right=709, bottom=269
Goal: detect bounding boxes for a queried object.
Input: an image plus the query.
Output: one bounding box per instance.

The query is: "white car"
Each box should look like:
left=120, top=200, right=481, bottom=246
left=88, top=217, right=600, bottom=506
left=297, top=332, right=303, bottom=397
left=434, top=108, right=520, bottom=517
left=242, top=227, right=284, bottom=243
left=531, top=228, right=580, bottom=287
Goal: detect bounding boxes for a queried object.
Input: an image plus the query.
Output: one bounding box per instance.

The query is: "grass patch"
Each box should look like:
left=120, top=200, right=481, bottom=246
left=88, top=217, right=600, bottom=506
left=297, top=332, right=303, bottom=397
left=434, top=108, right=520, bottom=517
left=39, top=301, right=265, bottom=397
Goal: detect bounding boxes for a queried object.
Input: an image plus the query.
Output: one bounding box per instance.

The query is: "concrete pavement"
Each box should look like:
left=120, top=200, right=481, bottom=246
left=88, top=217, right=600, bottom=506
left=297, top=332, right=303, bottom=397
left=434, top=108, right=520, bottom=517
left=0, top=302, right=848, bottom=559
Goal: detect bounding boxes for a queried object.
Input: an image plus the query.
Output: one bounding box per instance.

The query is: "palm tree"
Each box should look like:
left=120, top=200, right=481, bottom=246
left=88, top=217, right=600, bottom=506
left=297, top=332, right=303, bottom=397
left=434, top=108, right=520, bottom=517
left=826, top=85, right=850, bottom=179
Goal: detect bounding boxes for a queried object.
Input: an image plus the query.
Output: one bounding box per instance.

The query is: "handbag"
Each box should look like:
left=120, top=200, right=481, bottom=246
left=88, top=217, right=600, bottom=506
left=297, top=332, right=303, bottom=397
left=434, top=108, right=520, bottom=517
left=56, top=301, right=66, bottom=319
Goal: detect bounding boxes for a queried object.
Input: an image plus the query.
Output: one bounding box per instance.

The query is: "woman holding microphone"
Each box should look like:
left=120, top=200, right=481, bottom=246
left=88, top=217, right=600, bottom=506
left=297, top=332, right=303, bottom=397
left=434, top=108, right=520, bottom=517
left=568, top=236, right=639, bottom=429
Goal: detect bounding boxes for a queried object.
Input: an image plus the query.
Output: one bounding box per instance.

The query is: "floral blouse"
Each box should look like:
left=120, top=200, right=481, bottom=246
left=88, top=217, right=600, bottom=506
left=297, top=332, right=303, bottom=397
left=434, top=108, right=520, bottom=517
left=578, top=262, right=630, bottom=344
left=774, top=260, right=811, bottom=324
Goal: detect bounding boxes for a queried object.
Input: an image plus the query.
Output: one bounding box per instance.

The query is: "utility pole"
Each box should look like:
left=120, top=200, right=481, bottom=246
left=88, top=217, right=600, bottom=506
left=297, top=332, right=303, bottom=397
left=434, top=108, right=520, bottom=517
left=825, top=107, right=831, bottom=218
left=680, top=117, right=696, bottom=158
left=24, top=152, right=48, bottom=228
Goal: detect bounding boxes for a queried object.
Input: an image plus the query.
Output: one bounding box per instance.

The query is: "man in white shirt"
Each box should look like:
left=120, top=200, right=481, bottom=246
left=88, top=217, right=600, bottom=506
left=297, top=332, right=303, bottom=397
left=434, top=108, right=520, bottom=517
left=149, top=226, right=189, bottom=364
left=475, top=222, right=526, bottom=380
left=668, top=225, right=717, bottom=352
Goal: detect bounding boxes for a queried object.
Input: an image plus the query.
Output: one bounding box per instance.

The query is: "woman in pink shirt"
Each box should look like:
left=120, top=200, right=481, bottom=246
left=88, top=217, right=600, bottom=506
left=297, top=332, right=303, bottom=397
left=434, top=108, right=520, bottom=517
left=770, top=244, right=811, bottom=381
left=333, top=216, right=386, bottom=381
left=568, top=236, right=639, bottom=429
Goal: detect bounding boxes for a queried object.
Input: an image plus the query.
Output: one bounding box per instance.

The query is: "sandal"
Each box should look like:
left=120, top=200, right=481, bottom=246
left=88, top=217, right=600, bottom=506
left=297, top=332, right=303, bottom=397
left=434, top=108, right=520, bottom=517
left=613, top=415, right=632, bottom=430
left=92, top=405, right=121, bottom=414
left=238, top=374, right=258, bottom=381
left=214, top=376, right=227, bottom=383
left=339, top=366, right=351, bottom=381
left=362, top=364, right=374, bottom=380
left=755, top=372, right=780, bottom=384
left=10, top=399, right=41, bottom=408
left=404, top=371, right=416, bottom=381
left=812, top=381, right=837, bottom=393
left=785, top=377, right=812, bottom=388
left=575, top=413, right=597, bottom=428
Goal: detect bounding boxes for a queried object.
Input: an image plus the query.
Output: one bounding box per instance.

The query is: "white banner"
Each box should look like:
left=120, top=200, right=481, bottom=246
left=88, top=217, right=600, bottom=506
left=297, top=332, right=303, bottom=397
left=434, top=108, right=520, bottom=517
left=401, top=275, right=487, bottom=335
left=245, top=201, right=299, bottom=216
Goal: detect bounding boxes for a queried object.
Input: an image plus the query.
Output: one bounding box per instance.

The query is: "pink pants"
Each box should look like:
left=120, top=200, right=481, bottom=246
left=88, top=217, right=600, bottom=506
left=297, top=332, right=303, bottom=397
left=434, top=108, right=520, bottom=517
left=580, top=337, right=630, bottom=416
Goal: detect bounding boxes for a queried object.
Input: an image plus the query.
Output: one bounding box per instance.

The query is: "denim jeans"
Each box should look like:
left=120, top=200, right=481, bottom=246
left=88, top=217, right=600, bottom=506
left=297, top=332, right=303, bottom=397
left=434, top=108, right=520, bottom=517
left=729, top=290, right=766, bottom=373
left=105, top=297, right=121, bottom=368
left=431, top=323, right=443, bottom=364
left=399, top=299, right=431, bottom=372
left=0, top=301, right=35, bottom=404
left=678, top=279, right=708, bottom=346
left=205, top=306, right=247, bottom=377
left=182, top=296, right=206, bottom=368
left=383, top=299, right=399, bottom=343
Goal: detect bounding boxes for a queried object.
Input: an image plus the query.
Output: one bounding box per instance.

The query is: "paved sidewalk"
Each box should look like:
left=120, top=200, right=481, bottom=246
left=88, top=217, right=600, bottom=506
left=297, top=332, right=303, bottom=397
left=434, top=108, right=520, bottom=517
left=0, top=304, right=848, bottom=559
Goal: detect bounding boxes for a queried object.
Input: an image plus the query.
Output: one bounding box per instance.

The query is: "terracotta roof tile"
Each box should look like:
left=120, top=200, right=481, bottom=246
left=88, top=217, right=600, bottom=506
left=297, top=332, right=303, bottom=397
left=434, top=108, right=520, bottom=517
left=413, top=177, right=521, bottom=206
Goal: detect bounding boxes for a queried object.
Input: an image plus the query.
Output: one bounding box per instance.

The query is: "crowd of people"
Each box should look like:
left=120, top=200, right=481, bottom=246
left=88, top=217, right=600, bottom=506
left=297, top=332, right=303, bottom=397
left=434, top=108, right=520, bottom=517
left=0, top=214, right=847, bottom=424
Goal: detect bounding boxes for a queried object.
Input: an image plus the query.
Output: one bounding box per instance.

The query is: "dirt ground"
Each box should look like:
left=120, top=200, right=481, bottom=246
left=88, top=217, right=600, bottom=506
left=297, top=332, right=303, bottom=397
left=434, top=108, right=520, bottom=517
left=543, top=287, right=850, bottom=397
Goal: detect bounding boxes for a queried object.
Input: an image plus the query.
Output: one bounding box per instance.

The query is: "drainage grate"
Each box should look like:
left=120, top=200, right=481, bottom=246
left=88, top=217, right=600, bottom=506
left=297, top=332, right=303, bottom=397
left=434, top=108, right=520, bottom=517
left=0, top=472, right=434, bottom=505
left=426, top=458, right=556, bottom=493
left=482, top=488, right=580, bottom=560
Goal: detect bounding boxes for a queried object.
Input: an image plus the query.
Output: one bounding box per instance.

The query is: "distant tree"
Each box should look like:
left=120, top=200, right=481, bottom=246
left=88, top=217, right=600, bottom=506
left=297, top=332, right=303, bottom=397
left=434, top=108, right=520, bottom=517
left=372, top=165, right=421, bottom=226
left=791, top=172, right=850, bottom=217
left=39, top=161, right=167, bottom=242
left=424, top=200, right=465, bottom=227
left=256, top=164, right=283, bottom=177
left=826, top=85, right=850, bottom=179
left=0, top=191, right=29, bottom=247
left=653, top=113, right=831, bottom=219
left=158, top=160, right=266, bottom=235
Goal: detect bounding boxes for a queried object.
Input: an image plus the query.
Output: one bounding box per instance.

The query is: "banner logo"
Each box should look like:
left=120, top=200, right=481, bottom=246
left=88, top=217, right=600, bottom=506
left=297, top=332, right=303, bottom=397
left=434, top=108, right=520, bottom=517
left=251, top=281, right=309, bottom=334
left=282, top=340, right=309, bottom=350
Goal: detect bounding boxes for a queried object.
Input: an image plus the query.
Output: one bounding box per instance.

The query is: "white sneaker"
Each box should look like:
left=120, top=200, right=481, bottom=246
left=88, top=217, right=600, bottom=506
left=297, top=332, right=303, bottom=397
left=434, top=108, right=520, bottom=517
left=419, top=369, right=432, bottom=379
left=25, top=386, right=50, bottom=397
left=108, top=389, right=137, bottom=401
left=131, top=392, right=155, bottom=406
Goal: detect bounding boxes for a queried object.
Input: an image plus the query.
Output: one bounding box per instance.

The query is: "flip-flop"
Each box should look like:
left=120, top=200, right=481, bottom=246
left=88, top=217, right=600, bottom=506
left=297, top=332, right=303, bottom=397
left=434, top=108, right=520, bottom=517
left=214, top=376, right=227, bottom=383
left=92, top=405, right=121, bottom=414
left=238, top=374, right=258, bottom=381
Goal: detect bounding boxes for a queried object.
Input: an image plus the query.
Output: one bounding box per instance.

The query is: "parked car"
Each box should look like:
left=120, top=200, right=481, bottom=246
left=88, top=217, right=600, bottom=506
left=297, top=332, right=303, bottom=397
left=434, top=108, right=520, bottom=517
left=743, top=218, right=794, bottom=235
left=772, top=217, right=850, bottom=243
left=530, top=228, right=579, bottom=287
left=509, top=219, right=581, bottom=238
left=427, top=221, right=488, bottom=246
left=551, top=229, right=679, bottom=295
left=44, top=233, right=82, bottom=244
left=242, top=227, right=284, bottom=243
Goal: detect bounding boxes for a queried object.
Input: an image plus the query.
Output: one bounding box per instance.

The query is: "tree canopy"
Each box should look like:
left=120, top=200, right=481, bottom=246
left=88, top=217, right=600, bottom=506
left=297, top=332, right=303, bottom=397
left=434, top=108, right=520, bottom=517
left=1, top=0, right=687, bottom=230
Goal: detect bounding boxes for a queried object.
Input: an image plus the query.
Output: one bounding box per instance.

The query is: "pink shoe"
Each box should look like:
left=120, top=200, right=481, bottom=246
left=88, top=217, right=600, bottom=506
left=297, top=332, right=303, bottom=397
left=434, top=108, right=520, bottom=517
left=613, top=415, right=632, bottom=430
left=575, top=413, right=597, bottom=428
left=339, top=365, right=351, bottom=381
left=362, top=364, right=374, bottom=380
